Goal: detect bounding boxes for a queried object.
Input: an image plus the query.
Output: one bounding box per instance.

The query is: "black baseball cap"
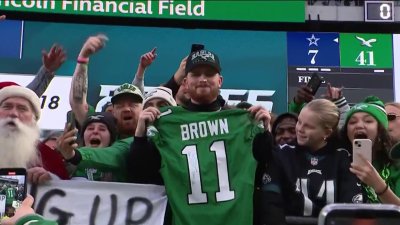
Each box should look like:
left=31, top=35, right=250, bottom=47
left=185, top=49, right=221, bottom=75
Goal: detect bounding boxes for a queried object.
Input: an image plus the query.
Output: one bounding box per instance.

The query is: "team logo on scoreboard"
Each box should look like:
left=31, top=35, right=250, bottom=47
left=356, top=36, right=376, bottom=48
left=306, top=34, right=320, bottom=47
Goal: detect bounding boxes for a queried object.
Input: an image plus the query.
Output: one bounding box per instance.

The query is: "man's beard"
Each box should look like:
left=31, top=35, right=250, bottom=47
left=0, top=118, right=40, bottom=168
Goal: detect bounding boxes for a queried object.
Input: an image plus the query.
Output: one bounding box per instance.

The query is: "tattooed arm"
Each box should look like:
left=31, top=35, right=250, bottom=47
left=69, top=35, right=108, bottom=126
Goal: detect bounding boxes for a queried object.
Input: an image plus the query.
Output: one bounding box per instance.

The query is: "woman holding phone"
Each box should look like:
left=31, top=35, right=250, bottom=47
left=262, top=99, right=362, bottom=224
left=340, top=96, right=400, bottom=205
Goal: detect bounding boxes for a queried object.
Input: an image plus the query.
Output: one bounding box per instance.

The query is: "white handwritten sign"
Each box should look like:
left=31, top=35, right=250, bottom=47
left=29, top=181, right=167, bottom=225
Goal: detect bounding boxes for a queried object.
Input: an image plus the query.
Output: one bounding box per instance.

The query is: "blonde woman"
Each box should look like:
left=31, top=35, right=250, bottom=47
left=262, top=99, right=362, bottom=224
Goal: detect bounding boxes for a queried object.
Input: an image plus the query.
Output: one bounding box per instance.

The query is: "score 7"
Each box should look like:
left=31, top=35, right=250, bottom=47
left=308, top=50, right=318, bottom=65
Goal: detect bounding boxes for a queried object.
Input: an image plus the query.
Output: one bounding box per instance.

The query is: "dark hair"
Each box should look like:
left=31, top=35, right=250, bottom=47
left=271, top=112, right=298, bottom=137
left=340, top=121, right=394, bottom=165
left=236, top=101, right=253, bottom=109
left=374, top=123, right=394, bottom=166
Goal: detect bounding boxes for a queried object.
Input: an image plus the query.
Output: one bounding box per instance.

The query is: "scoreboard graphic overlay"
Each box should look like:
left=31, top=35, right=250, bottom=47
left=287, top=32, right=393, bottom=105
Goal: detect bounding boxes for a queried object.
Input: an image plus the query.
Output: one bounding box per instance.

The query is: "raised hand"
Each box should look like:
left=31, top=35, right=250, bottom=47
left=0, top=15, right=5, bottom=21
left=294, top=85, right=314, bottom=104
left=56, top=123, right=79, bottom=160
left=139, top=47, right=157, bottom=69
left=135, top=107, right=161, bottom=137
left=323, top=83, right=343, bottom=101
left=174, top=56, right=189, bottom=85
left=248, top=105, right=272, bottom=131
left=79, top=34, right=108, bottom=58
left=42, top=44, right=67, bottom=73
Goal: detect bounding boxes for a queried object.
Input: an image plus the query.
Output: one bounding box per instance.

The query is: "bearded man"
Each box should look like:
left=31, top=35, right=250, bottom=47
left=0, top=83, right=67, bottom=183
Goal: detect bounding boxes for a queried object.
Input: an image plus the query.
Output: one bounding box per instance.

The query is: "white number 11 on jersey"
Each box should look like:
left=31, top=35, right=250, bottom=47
left=182, top=141, right=235, bottom=204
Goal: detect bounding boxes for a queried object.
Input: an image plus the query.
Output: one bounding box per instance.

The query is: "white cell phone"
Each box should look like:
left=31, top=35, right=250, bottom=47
left=318, top=203, right=400, bottom=225
left=352, top=139, right=372, bottom=165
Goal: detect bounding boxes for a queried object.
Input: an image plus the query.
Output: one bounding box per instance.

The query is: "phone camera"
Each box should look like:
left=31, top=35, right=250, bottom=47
left=357, top=144, right=361, bottom=147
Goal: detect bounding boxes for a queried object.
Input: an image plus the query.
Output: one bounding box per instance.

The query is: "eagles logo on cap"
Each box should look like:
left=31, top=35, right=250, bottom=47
left=185, top=49, right=221, bottom=75
left=111, top=83, right=144, bottom=104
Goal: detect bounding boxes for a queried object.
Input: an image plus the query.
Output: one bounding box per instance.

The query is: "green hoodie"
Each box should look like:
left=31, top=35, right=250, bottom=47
left=72, top=137, right=133, bottom=182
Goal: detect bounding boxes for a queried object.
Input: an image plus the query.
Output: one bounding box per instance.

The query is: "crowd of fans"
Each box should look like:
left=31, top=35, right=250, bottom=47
left=1, top=15, right=400, bottom=225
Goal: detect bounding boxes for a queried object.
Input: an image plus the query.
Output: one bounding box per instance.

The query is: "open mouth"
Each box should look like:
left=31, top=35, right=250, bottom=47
left=6, top=121, right=16, bottom=127
left=354, top=132, right=368, bottom=139
left=89, top=138, right=101, bottom=146
left=123, top=116, right=133, bottom=121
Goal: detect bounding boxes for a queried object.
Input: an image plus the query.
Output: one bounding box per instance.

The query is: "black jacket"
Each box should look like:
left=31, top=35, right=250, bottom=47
left=262, top=142, right=363, bottom=225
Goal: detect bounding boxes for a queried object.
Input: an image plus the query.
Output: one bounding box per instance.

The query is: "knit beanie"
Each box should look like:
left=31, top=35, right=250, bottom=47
left=345, top=96, right=388, bottom=129
left=143, top=87, right=177, bottom=107
left=80, top=112, right=117, bottom=146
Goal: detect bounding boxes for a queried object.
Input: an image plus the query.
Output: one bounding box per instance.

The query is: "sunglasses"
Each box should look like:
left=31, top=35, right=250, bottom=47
left=388, top=114, right=400, bottom=121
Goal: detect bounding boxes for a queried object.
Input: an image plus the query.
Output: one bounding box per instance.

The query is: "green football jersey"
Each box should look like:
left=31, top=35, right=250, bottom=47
left=148, top=107, right=263, bottom=225
left=6, top=187, right=15, bottom=205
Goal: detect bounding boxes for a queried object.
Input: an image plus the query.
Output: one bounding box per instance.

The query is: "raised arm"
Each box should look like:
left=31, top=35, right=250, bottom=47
left=132, top=47, right=157, bottom=94
left=69, top=34, right=108, bottom=126
left=324, top=83, right=349, bottom=129
left=288, top=85, right=313, bottom=114
left=164, top=56, right=188, bottom=97
left=27, top=44, right=66, bottom=97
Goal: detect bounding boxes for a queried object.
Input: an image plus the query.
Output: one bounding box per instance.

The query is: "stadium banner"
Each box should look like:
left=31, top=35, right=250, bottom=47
left=0, top=1, right=305, bottom=23
left=29, top=180, right=167, bottom=225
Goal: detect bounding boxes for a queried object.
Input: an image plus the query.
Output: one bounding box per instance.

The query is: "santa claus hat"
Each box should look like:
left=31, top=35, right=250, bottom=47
left=0, top=81, right=18, bottom=89
left=0, top=82, right=41, bottom=120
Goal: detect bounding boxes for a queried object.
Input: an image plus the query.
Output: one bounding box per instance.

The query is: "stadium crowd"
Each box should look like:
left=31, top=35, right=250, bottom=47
left=1, top=15, right=400, bottom=225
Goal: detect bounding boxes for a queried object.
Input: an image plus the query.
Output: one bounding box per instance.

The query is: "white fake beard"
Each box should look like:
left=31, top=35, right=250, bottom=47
left=0, top=118, right=40, bottom=168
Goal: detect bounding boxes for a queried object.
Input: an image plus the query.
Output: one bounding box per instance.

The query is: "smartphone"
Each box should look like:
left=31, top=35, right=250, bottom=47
left=66, top=110, right=76, bottom=131
left=191, top=44, right=204, bottom=53
left=0, top=168, right=27, bottom=220
left=352, top=139, right=372, bottom=165
left=318, top=203, right=400, bottom=225
left=306, top=73, right=323, bottom=95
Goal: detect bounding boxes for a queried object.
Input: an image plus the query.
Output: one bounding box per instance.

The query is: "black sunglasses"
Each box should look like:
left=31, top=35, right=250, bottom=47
left=388, top=114, right=400, bottom=121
